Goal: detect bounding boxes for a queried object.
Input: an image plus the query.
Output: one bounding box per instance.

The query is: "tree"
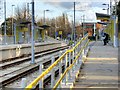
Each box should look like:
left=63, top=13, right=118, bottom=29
left=36, top=13, right=72, bottom=39
left=1, top=17, right=17, bottom=35
left=15, top=4, right=32, bottom=26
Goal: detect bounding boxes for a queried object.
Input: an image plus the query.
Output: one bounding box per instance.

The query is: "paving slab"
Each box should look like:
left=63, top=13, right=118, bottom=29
left=73, top=41, right=119, bottom=89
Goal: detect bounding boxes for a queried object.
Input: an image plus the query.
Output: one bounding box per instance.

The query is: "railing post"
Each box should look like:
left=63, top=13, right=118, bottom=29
left=85, top=40, right=89, bottom=57
left=51, top=56, right=55, bottom=88
left=64, top=49, right=68, bottom=85
left=39, top=63, right=43, bottom=89
left=82, top=38, right=88, bottom=63
left=77, top=44, right=80, bottom=64
left=76, top=45, right=78, bottom=67
left=79, top=55, right=82, bottom=64
left=78, top=43, right=80, bottom=64
left=82, top=47, right=85, bottom=63
left=68, top=47, right=71, bottom=79
left=85, top=38, right=88, bottom=58
left=58, top=51, right=62, bottom=88
left=72, top=48, right=75, bottom=72
left=21, top=78, right=27, bottom=88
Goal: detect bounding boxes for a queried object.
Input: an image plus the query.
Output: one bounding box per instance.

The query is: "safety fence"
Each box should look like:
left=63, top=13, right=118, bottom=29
left=25, top=34, right=90, bottom=90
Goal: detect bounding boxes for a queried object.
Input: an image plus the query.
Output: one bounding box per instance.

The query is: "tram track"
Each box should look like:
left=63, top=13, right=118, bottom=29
left=0, top=46, right=68, bottom=69
left=0, top=46, right=68, bottom=88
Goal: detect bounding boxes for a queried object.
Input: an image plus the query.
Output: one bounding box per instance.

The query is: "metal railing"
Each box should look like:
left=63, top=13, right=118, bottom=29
left=25, top=34, right=90, bottom=90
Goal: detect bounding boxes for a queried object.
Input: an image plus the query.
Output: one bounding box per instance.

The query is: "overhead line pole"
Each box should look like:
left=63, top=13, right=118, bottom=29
left=31, top=0, right=35, bottom=64
left=73, top=1, right=76, bottom=46
left=113, top=0, right=119, bottom=47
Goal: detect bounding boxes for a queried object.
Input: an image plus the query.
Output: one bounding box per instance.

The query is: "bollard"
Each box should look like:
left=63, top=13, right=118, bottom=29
left=21, top=78, right=27, bottom=88
left=51, top=56, right=55, bottom=88
left=39, top=63, right=43, bottom=89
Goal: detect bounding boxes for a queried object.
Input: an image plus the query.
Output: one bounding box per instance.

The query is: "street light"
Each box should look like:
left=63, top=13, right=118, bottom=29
left=68, top=15, right=73, bottom=41
left=82, top=15, right=85, bottom=37
left=12, top=5, right=15, bottom=37
left=102, top=3, right=109, bottom=14
left=26, top=3, right=30, bottom=20
left=43, top=9, right=49, bottom=25
left=64, top=9, right=85, bottom=41
left=55, top=19, right=57, bottom=39
left=4, top=0, right=7, bottom=44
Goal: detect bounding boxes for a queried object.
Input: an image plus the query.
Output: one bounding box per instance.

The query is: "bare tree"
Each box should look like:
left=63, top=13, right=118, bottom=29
left=15, top=4, right=31, bottom=25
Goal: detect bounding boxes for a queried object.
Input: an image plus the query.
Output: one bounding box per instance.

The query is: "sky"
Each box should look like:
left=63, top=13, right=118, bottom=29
left=0, top=0, right=119, bottom=25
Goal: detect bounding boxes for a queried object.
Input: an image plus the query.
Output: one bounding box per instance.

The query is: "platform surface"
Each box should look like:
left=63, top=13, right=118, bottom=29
left=73, top=41, right=119, bottom=89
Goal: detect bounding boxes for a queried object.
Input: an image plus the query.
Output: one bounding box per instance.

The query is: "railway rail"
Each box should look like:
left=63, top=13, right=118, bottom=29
left=0, top=46, right=68, bottom=88
left=0, top=46, right=68, bottom=69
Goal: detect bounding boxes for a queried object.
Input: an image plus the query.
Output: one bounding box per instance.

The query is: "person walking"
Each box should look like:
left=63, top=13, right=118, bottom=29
left=102, top=33, right=110, bottom=45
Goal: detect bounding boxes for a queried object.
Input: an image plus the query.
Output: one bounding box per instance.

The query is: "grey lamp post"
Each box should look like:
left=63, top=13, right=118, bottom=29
left=43, top=9, right=49, bottom=25
left=55, top=19, right=57, bottom=39
left=81, top=15, right=85, bottom=37
left=102, top=3, right=109, bottom=14
left=12, top=5, right=15, bottom=38
left=4, top=0, right=7, bottom=45
left=82, top=15, right=85, bottom=37
left=69, top=15, right=73, bottom=41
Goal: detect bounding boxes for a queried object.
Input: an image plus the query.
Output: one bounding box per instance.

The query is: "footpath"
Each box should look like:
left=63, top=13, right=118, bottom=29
left=73, top=41, right=119, bottom=90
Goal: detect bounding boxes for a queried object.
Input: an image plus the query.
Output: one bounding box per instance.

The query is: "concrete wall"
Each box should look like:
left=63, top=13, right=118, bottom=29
left=0, top=42, right=64, bottom=61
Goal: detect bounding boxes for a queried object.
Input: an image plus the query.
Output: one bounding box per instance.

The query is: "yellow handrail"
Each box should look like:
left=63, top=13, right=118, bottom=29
left=53, top=39, right=90, bottom=89
left=25, top=35, right=89, bottom=90
left=25, top=51, right=68, bottom=90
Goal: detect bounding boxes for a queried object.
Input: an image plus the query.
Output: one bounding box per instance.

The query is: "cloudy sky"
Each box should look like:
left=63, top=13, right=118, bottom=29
left=0, top=0, right=118, bottom=25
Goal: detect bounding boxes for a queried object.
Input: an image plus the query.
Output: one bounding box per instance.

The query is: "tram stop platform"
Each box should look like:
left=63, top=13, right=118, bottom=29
left=72, top=41, right=119, bottom=90
left=0, top=36, right=67, bottom=61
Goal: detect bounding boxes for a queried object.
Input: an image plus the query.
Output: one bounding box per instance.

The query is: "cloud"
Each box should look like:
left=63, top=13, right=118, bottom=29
left=44, top=2, right=92, bottom=11
left=45, top=2, right=74, bottom=9
left=42, top=0, right=110, bottom=11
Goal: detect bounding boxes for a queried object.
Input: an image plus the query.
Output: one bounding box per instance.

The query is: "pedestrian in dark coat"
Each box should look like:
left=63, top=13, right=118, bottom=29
left=103, top=33, right=110, bottom=45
